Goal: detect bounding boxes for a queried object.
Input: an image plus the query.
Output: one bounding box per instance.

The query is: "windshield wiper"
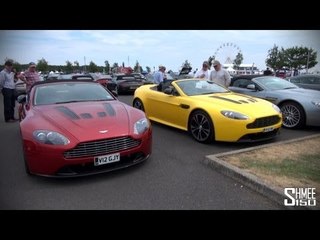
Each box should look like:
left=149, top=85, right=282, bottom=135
left=283, top=87, right=298, bottom=89
left=200, top=91, right=228, bottom=95
left=200, top=92, right=216, bottom=95
left=54, top=100, right=89, bottom=104
left=91, top=99, right=113, bottom=101
left=55, top=99, right=112, bottom=104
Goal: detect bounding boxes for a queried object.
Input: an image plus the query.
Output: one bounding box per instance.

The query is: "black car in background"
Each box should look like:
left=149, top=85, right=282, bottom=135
left=112, top=74, right=152, bottom=94
left=89, top=73, right=118, bottom=95
left=286, top=74, right=320, bottom=91
left=230, top=74, right=263, bottom=87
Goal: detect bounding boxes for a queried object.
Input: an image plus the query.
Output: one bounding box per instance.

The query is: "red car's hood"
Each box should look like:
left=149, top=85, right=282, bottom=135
left=34, top=101, right=131, bottom=141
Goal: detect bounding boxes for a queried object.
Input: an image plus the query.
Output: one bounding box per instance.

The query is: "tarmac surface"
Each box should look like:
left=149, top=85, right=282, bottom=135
left=0, top=94, right=319, bottom=209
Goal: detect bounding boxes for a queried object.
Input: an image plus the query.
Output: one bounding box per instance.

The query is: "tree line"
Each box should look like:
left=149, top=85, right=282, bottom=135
left=4, top=58, right=149, bottom=74
left=265, top=45, right=317, bottom=71
left=4, top=44, right=317, bottom=74
left=206, top=45, right=317, bottom=72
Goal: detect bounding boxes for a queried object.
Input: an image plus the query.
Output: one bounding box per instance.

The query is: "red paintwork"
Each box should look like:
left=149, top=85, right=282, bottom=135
left=19, top=82, right=152, bottom=177
left=31, top=102, right=132, bottom=141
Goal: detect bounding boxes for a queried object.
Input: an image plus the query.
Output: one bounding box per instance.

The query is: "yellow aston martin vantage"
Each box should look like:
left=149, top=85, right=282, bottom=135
left=133, top=79, right=282, bottom=143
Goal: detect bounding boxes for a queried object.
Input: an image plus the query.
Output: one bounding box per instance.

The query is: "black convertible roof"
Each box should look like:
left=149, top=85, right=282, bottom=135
left=30, top=79, right=96, bottom=90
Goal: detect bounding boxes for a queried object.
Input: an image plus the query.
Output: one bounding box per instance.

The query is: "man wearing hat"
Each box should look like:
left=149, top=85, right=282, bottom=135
left=194, top=61, right=210, bottom=79
left=21, top=62, right=40, bottom=92
left=209, top=60, right=231, bottom=87
left=0, top=60, right=18, bottom=122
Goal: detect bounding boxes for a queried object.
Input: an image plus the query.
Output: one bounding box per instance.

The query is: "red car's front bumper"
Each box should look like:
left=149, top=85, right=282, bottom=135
left=23, top=130, right=152, bottom=177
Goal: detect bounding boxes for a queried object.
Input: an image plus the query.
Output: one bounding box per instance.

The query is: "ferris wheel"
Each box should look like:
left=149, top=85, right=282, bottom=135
left=214, top=43, right=242, bottom=65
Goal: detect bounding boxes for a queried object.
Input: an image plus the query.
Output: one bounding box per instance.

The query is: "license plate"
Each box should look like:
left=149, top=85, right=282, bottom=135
left=94, top=153, right=120, bottom=166
left=263, top=127, right=274, bottom=132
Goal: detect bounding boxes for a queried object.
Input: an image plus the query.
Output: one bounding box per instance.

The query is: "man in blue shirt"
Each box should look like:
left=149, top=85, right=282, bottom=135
left=154, top=65, right=166, bottom=83
left=154, top=65, right=166, bottom=91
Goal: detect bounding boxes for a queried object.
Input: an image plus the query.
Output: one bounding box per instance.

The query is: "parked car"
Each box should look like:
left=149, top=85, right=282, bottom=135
left=130, top=73, right=147, bottom=81
left=112, top=74, right=146, bottom=94
left=168, top=66, right=193, bottom=80
left=129, top=72, right=154, bottom=84
left=45, top=73, right=61, bottom=81
left=229, top=75, right=320, bottom=129
left=275, top=69, right=288, bottom=78
left=17, top=79, right=152, bottom=177
left=133, top=79, right=282, bottom=143
left=286, top=74, right=320, bottom=91
left=89, top=73, right=118, bottom=95
left=57, top=74, right=118, bottom=95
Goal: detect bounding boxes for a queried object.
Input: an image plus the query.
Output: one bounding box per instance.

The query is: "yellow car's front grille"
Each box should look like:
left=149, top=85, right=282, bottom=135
left=247, top=115, right=281, bottom=129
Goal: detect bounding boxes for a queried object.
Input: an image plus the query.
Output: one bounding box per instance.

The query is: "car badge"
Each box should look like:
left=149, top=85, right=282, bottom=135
left=99, top=130, right=108, bottom=134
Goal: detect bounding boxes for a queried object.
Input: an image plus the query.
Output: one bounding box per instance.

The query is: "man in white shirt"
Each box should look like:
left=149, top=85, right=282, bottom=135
left=0, top=60, right=18, bottom=122
left=194, top=61, right=210, bottom=79
left=209, top=60, right=231, bottom=87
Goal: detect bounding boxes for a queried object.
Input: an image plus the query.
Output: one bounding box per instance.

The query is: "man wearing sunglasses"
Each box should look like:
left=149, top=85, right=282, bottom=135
left=209, top=60, right=231, bottom=87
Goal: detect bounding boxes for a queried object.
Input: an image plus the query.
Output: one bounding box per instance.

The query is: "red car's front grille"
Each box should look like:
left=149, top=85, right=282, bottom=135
left=64, top=136, right=141, bottom=159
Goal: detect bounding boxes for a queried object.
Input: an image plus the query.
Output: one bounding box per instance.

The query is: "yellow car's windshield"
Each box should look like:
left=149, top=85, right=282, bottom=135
left=176, top=79, right=229, bottom=96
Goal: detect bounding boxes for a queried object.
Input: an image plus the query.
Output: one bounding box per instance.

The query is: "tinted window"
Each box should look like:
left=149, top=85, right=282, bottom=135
left=232, top=79, right=252, bottom=88
left=73, top=76, right=93, bottom=80
left=254, top=76, right=298, bottom=90
left=312, top=77, right=320, bottom=84
left=301, top=76, right=320, bottom=84
left=290, top=78, right=300, bottom=83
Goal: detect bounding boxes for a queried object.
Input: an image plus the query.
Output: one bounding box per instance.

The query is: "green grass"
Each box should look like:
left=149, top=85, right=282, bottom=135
left=239, top=154, right=320, bottom=183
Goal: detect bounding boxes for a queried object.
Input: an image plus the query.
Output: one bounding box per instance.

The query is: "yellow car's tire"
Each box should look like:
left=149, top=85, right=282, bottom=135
left=133, top=98, right=145, bottom=112
left=188, top=110, right=214, bottom=143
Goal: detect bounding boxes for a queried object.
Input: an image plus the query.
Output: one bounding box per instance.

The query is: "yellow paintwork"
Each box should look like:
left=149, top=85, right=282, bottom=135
left=133, top=80, right=282, bottom=142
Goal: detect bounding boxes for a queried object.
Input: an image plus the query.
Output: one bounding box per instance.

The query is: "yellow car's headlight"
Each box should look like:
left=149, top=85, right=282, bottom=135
left=272, top=104, right=281, bottom=113
left=221, top=111, right=249, bottom=120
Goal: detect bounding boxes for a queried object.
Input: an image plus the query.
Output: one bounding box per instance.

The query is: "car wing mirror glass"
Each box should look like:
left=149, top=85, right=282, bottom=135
left=247, top=84, right=256, bottom=90
left=111, top=90, right=118, bottom=97
left=164, top=86, right=174, bottom=95
left=17, top=94, right=26, bottom=103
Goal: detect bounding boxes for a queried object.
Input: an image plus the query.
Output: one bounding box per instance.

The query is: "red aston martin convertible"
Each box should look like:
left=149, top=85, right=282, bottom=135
left=17, top=80, right=152, bottom=177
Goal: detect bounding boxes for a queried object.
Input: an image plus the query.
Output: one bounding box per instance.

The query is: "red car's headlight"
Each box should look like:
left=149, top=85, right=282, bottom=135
left=134, top=118, right=150, bottom=135
left=33, top=130, right=70, bottom=145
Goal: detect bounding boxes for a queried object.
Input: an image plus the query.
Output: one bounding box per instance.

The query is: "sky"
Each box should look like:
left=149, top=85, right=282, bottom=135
left=0, top=30, right=320, bottom=72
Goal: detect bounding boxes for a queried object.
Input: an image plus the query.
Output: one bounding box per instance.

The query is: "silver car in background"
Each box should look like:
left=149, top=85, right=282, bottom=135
left=229, top=75, right=320, bottom=129
left=286, top=74, right=320, bottom=91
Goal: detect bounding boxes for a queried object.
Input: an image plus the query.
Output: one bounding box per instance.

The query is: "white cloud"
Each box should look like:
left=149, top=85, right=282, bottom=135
left=0, top=30, right=319, bottom=72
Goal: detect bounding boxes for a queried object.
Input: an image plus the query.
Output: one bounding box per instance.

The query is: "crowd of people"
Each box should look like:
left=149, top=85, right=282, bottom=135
left=0, top=58, right=299, bottom=123
left=154, top=59, right=232, bottom=89
left=0, top=60, right=40, bottom=123
left=0, top=58, right=251, bottom=121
